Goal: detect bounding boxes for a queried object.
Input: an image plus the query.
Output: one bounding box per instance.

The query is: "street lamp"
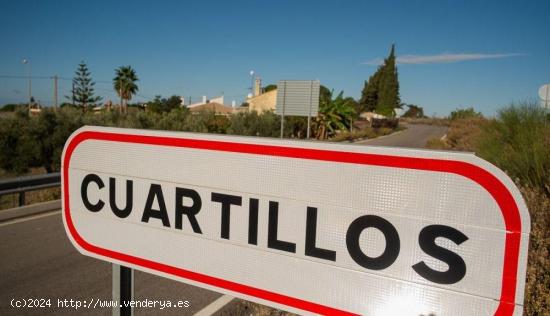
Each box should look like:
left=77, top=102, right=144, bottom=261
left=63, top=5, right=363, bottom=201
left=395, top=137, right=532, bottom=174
left=21, top=59, right=31, bottom=111
left=249, top=70, right=254, bottom=97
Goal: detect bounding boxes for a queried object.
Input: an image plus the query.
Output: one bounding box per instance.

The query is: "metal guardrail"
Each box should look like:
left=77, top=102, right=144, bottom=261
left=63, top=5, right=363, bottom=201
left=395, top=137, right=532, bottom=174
left=0, top=172, right=61, bottom=206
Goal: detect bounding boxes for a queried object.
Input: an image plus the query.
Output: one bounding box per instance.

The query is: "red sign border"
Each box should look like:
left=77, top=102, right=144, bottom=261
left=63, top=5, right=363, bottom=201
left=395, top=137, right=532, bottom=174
left=63, top=130, right=523, bottom=315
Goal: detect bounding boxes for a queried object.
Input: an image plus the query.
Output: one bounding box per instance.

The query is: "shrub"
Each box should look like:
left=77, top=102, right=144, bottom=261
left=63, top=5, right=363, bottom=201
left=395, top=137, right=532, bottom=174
left=228, top=111, right=280, bottom=137
left=0, top=113, right=38, bottom=174
left=0, top=106, right=397, bottom=175
left=476, top=104, right=549, bottom=194
left=446, top=117, right=487, bottom=151
left=449, top=107, right=483, bottom=120
left=156, top=108, right=190, bottom=131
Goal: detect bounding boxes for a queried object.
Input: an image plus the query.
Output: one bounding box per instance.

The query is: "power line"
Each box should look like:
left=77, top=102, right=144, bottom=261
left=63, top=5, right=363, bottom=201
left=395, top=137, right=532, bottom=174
left=0, top=75, right=55, bottom=80
left=1, top=74, right=196, bottom=102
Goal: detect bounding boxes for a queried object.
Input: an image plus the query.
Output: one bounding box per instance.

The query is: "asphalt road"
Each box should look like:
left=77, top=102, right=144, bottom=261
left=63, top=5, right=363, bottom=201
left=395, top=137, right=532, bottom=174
left=0, top=212, right=221, bottom=316
left=0, top=124, right=446, bottom=316
left=356, top=123, right=447, bottom=148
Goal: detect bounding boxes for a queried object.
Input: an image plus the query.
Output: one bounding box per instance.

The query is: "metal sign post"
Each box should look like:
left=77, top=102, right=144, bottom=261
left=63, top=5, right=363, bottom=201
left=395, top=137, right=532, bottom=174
left=307, top=80, right=313, bottom=139
left=279, top=81, right=286, bottom=139
left=112, top=264, right=134, bottom=316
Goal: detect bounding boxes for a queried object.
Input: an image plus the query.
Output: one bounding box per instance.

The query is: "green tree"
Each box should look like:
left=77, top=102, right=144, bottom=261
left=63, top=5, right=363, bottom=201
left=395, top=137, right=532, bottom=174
left=263, top=84, right=277, bottom=93
left=359, top=73, right=380, bottom=113
left=319, top=85, right=332, bottom=106
left=449, top=107, right=483, bottom=120
left=68, top=61, right=102, bottom=110
left=376, top=44, right=400, bottom=116
left=113, top=66, right=139, bottom=114
left=359, top=45, right=401, bottom=116
left=345, top=97, right=360, bottom=119
left=0, top=104, right=24, bottom=112
left=146, top=95, right=182, bottom=113
left=164, top=95, right=182, bottom=110
left=0, top=113, right=37, bottom=174
left=403, top=104, right=425, bottom=118
left=31, top=109, right=59, bottom=173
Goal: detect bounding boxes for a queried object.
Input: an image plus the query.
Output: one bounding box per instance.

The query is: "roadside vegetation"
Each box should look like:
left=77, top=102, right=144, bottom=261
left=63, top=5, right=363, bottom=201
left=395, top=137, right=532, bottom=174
left=0, top=105, right=400, bottom=177
left=426, top=102, right=550, bottom=315
left=0, top=104, right=399, bottom=209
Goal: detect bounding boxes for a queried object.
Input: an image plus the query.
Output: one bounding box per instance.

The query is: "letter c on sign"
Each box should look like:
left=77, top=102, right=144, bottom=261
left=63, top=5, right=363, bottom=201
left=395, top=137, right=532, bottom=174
left=346, top=215, right=400, bottom=270
left=81, top=174, right=105, bottom=212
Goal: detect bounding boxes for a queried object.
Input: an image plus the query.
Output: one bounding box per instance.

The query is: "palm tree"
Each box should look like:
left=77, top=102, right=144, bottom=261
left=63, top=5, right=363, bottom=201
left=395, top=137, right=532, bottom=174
left=113, top=66, right=139, bottom=113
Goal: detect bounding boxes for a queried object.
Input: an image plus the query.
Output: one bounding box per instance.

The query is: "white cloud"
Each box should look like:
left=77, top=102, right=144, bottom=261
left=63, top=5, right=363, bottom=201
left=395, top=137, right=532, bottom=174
left=362, top=53, right=524, bottom=65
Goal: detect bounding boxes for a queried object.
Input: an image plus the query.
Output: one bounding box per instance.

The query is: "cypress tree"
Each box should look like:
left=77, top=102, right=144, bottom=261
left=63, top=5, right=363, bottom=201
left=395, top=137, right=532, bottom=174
left=362, top=70, right=381, bottom=112
left=359, top=44, right=401, bottom=116
left=376, top=44, right=400, bottom=116
left=68, top=61, right=102, bottom=109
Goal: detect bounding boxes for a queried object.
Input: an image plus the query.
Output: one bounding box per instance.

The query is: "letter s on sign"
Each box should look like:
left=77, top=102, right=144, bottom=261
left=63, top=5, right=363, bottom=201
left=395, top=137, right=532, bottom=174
left=412, top=225, right=468, bottom=284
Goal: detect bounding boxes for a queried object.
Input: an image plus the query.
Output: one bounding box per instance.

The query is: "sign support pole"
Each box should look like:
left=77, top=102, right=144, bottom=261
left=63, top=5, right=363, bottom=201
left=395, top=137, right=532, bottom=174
left=306, top=116, right=311, bottom=139
left=546, top=86, right=549, bottom=108
left=280, top=81, right=286, bottom=139
left=113, top=264, right=134, bottom=316
left=306, top=80, right=313, bottom=139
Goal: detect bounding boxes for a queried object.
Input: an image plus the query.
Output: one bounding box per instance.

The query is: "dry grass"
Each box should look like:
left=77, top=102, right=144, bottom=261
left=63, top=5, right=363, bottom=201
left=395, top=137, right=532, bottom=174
left=425, top=117, right=489, bottom=152
left=425, top=137, right=450, bottom=150
left=331, top=126, right=398, bottom=142
left=521, top=186, right=550, bottom=315
left=0, top=187, right=61, bottom=210
left=217, top=300, right=297, bottom=316
left=425, top=117, right=487, bottom=151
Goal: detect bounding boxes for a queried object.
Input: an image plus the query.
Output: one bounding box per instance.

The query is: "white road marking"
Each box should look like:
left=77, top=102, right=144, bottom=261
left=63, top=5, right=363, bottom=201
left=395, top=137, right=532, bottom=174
left=0, top=210, right=61, bottom=227
left=193, top=295, right=234, bottom=316
left=354, top=129, right=405, bottom=144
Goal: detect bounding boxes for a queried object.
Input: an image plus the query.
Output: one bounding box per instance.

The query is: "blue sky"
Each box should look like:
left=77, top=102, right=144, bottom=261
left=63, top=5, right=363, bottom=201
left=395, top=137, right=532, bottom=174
left=0, top=0, right=549, bottom=116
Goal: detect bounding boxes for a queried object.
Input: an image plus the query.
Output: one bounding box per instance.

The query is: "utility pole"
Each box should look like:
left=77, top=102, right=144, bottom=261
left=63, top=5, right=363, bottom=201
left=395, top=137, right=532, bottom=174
left=249, top=70, right=254, bottom=96
left=53, top=75, right=58, bottom=110
left=22, top=59, right=31, bottom=111
left=72, top=81, right=75, bottom=107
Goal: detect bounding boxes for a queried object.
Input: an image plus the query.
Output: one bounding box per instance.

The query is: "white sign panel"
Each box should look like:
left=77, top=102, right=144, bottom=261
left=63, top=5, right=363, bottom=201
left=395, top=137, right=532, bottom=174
left=538, top=83, right=550, bottom=101
left=275, top=80, right=320, bottom=117
left=539, top=83, right=550, bottom=108
left=62, top=126, right=529, bottom=316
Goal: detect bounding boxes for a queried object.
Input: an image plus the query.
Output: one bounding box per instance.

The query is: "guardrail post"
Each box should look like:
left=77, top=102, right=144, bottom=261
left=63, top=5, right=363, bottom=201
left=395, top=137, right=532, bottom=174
left=113, top=264, right=134, bottom=316
left=18, top=192, right=25, bottom=206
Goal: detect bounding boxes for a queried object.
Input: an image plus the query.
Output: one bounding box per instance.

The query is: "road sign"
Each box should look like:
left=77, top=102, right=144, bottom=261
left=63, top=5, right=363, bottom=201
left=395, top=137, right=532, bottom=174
left=275, top=80, right=320, bottom=117
left=275, top=80, right=320, bottom=139
left=62, top=126, right=530, bottom=316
